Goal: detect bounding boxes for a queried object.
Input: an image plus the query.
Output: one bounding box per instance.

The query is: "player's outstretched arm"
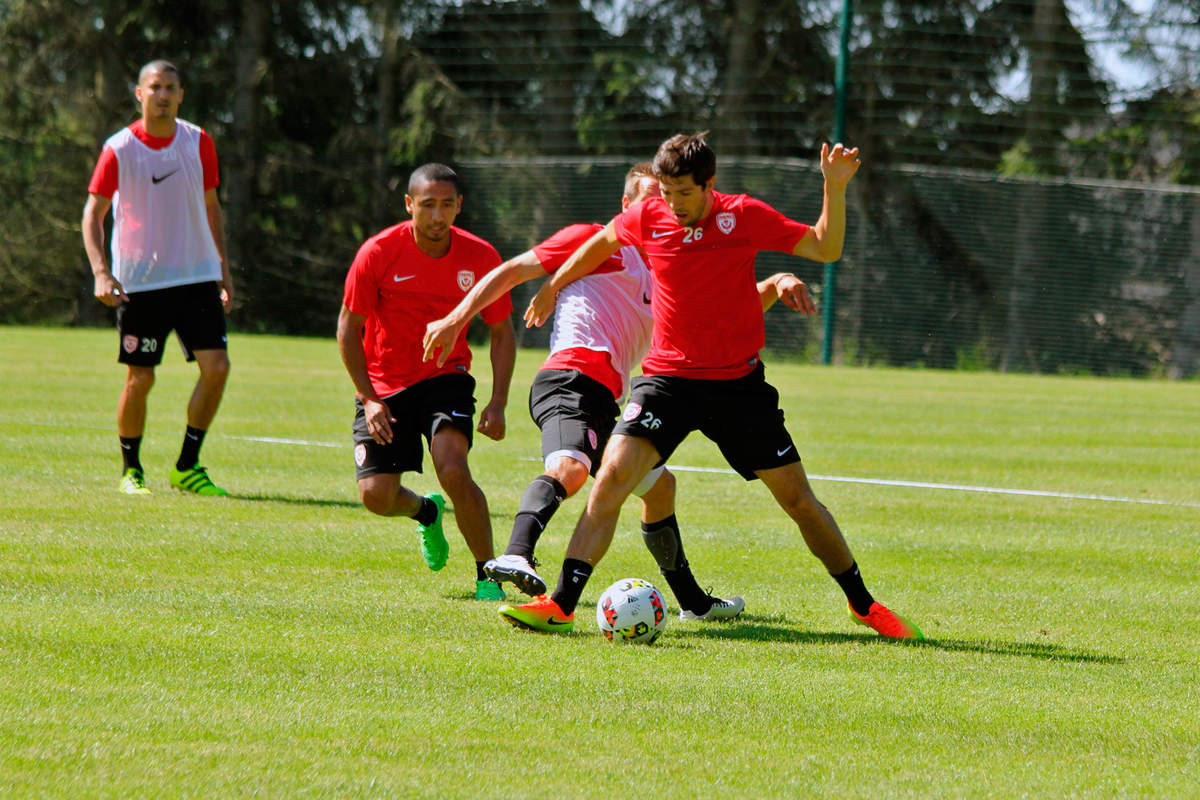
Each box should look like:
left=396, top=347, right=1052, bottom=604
left=524, top=221, right=621, bottom=328
left=478, top=317, right=516, bottom=441
left=792, top=142, right=861, bottom=264
left=758, top=272, right=817, bottom=313
left=423, top=250, right=544, bottom=367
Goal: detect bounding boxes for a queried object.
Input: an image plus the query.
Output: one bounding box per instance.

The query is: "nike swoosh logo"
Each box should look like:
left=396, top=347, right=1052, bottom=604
left=151, top=169, right=179, bottom=184
left=642, top=294, right=651, bottom=305
left=450, top=411, right=470, bottom=418
left=547, top=616, right=570, bottom=626
left=777, top=445, right=794, bottom=457
left=650, top=230, right=672, bottom=238
left=393, top=275, right=415, bottom=283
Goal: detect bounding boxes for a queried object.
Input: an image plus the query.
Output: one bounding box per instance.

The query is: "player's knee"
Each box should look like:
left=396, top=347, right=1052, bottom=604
left=200, top=354, right=231, bottom=384
left=125, top=367, right=155, bottom=395
left=777, top=484, right=823, bottom=521
left=433, top=458, right=472, bottom=494
left=546, top=457, right=588, bottom=497
left=359, top=483, right=394, bottom=516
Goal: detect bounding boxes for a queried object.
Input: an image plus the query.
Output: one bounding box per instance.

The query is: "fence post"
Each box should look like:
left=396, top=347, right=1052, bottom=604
left=822, top=0, right=853, bottom=365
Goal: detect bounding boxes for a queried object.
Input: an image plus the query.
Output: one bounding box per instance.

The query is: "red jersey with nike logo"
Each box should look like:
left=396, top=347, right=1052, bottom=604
left=343, top=221, right=510, bottom=396
left=613, top=191, right=809, bottom=380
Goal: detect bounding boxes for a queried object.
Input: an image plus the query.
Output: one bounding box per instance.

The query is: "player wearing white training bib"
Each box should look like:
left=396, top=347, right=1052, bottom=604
left=540, top=234, right=652, bottom=406
left=83, top=60, right=234, bottom=498
left=101, top=119, right=222, bottom=292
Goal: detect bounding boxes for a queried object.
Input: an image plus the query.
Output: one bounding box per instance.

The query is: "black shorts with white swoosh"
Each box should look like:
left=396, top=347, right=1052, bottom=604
left=612, top=360, right=799, bottom=481
left=351, top=373, right=476, bottom=478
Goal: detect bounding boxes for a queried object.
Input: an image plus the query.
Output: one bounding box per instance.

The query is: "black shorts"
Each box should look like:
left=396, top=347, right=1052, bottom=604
left=117, top=282, right=227, bottom=366
left=352, top=373, right=476, bottom=479
left=528, top=369, right=620, bottom=476
left=612, top=361, right=799, bottom=480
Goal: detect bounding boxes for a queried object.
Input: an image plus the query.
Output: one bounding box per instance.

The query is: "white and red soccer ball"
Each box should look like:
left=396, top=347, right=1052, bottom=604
left=596, top=578, right=667, bottom=644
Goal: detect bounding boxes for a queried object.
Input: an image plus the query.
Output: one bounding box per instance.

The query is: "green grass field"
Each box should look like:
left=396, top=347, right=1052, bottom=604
left=1, top=326, right=1197, bottom=798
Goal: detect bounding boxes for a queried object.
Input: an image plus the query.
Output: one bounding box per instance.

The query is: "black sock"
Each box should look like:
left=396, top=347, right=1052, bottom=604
left=507, top=475, right=568, bottom=559
left=551, top=557, right=593, bottom=616
left=832, top=561, right=875, bottom=617
left=641, top=515, right=711, bottom=614
left=413, top=497, right=438, bottom=526
left=120, top=436, right=143, bottom=472
left=176, top=426, right=206, bottom=471
left=475, top=561, right=487, bottom=582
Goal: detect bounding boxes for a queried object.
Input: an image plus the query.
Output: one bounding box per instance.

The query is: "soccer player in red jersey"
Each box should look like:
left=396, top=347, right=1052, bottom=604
left=423, top=164, right=806, bottom=625
left=510, top=133, right=923, bottom=639
left=83, top=60, right=234, bottom=497
left=338, top=163, right=516, bottom=601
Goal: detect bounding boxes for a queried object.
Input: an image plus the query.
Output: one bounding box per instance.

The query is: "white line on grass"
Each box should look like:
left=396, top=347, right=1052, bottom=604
left=9, top=421, right=1196, bottom=508
left=665, top=464, right=1199, bottom=508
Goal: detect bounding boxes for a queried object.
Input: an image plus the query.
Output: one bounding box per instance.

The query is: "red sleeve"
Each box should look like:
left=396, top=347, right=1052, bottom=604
left=87, top=147, right=119, bottom=198
left=478, top=246, right=513, bottom=325
left=612, top=201, right=648, bottom=248
left=343, top=239, right=381, bottom=318
left=531, top=224, right=601, bottom=274
left=199, top=130, right=219, bottom=191
left=744, top=197, right=810, bottom=253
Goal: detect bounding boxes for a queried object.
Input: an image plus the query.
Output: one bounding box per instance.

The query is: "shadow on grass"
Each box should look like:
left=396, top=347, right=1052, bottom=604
left=227, top=492, right=362, bottom=508
left=227, top=494, right=512, bottom=522
left=675, top=618, right=1123, bottom=664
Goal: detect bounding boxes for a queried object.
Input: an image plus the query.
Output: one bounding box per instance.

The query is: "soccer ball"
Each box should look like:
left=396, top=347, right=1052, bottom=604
left=595, top=578, right=668, bottom=644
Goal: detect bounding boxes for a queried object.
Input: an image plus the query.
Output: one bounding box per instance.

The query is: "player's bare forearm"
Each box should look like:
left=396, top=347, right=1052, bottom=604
left=487, top=318, right=516, bottom=407
left=424, top=252, right=540, bottom=365
left=547, top=221, right=621, bottom=294
left=205, top=190, right=233, bottom=308
left=794, top=143, right=860, bottom=263
left=759, top=273, right=816, bottom=313
left=479, top=319, right=516, bottom=440
left=82, top=194, right=125, bottom=306
left=336, top=305, right=375, bottom=400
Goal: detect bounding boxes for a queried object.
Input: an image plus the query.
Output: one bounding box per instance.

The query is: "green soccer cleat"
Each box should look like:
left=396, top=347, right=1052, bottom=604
left=850, top=601, right=924, bottom=640
left=417, top=493, right=448, bottom=571
left=475, top=579, right=506, bottom=602
left=169, top=464, right=228, bottom=496
left=119, top=467, right=151, bottom=495
left=499, top=595, right=575, bottom=634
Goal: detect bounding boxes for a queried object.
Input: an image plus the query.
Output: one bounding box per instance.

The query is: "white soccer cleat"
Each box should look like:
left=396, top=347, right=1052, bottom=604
left=483, top=554, right=547, bottom=597
left=680, top=596, right=745, bottom=621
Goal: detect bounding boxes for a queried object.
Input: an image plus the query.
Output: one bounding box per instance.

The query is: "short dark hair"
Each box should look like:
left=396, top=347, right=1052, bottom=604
left=407, top=163, right=461, bottom=196
left=622, top=161, right=655, bottom=200
left=653, top=132, right=716, bottom=187
left=138, top=60, right=181, bottom=86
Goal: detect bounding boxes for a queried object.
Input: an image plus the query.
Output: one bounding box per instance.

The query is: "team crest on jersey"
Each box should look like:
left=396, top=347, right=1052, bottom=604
left=123, top=335, right=139, bottom=354
left=354, top=443, right=367, bottom=467
left=621, top=402, right=642, bottom=422
left=588, top=429, right=598, bottom=449
left=457, top=270, right=475, bottom=292
left=716, top=212, right=736, bottom=234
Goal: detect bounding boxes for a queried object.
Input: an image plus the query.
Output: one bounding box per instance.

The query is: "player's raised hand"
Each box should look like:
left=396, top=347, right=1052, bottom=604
left=423, top=317, right=461, bottom=367
left=820, top=142, right=861, bottom=188
left=523, top=281, right=556, bottom=328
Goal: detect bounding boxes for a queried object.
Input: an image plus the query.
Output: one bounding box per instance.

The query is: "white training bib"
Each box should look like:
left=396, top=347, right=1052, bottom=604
left=106, top=119, right=221, bottom=292
left=549, top=245, right=654, bottom=403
